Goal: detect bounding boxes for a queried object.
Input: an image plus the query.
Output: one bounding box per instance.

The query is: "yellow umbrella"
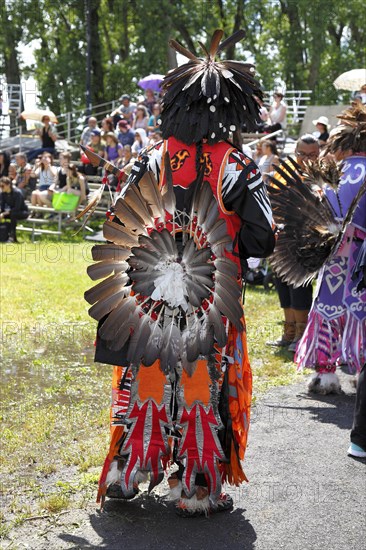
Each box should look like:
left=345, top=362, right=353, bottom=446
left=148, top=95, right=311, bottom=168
left=21, top=108, right=58, bottom=124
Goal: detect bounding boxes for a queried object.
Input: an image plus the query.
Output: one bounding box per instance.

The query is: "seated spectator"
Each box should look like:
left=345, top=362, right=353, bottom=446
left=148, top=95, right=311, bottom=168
left=27, top=115, right=57, bottom=161
left=0, top=176, right=29, bottom=242
left=117, top=120, right=135, bottom=147
left=147, top=104, right=162, bottom=136
left=111, top=94, right=136, bottom=127
left=80, top=116, right=99, bottom=146
left=253, top=141, right=264, bottom=163
left=142, top=89, right=157, bottom=114
left=56, top=152, right=72, bottom=190
left=312, top=116, right=330, bottom=147
left=265, top=92, right=287, bottom=134
left=133, top=105, right=149, bottom=132
left=30, top=153, right=58, bottom=208
left=15, top=153, right=34, bottom=198
left=80, top=129, right=105, bottom=175
left=105, top=132, right=123, bottom=162
left=52, top=162, right=87, bottom=206
left=101, top=117, right=115, bottom=144
left=131, top=129, right=148, bottom=157
left=257, top=140, right=280, bottom=183
left=0, top=150, right=10, bottom=177
left=8, top=164, right=17, bottom=183
left=354, top=84, right=366, bottom=104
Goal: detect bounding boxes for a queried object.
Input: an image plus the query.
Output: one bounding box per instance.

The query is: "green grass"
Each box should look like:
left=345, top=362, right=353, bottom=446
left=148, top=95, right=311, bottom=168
left=0, top=240, right=304, bottom=534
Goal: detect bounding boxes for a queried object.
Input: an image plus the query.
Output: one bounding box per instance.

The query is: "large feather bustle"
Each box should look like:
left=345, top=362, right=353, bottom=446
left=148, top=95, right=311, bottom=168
left=86, top=168, right=242, bottom=373
left=161, top=29, right=263, bottom=144
left=328, top=102, right=366, bottom=154
left=268, top=159, right=366, bottom=287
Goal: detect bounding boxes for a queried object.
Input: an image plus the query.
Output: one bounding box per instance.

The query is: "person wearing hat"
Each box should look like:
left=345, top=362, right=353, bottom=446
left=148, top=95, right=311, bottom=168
left=111, top=94, right=136, bottom=127
left=105, top=132, right=123, bottom=162
left=117, top=119, right=135, bottom=147
left=312, top=115, right=330, bottom=145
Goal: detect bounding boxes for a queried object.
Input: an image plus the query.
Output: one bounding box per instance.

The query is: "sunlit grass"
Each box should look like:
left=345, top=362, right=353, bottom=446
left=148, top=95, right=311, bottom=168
left=0, top=240, right=304, bottom=532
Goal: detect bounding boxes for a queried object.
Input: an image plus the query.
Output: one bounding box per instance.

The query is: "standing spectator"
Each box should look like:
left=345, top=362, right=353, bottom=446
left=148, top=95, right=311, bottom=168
left=142, top=88, right=157, bottom=114
left=105, top=132, right=123, bottom=162
left=117, top=120, right=135, bottom=147
left=80, top=116, right=99, bottom=146
left=111, top=94, right=136, bottom=127
left=0, top=176, right=29, bottom=242
left=0, top=150, right=10, bottom=177
left=147, top=104, right=162, bottom=136
left=132, top=105, right=149, bottom=132
left=312, top=116, right=330, bottom=147
left=15, top=153, right=33, bottom=197
left=267, top=135, right=319, bottom=350
left=131, top=128, right=148, bottom=157
left=0, top=91, right=3, bottom=116
left=27, top=115, right=57, bottom=161
left=30, top=153, right=58, bottom=207
left=265, top=92, right=287, bottom=133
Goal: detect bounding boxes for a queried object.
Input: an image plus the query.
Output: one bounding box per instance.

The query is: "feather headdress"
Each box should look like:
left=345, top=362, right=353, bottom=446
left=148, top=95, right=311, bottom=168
left=160, top=29, right=263, bottom=145
left=327, top=102, right=366, bottom=154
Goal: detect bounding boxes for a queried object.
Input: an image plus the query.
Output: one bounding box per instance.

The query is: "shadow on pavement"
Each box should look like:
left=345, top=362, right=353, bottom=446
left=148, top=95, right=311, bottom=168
left=58, top=493, right=257, bottom=550
left=264, top=390, right=355, bottom=431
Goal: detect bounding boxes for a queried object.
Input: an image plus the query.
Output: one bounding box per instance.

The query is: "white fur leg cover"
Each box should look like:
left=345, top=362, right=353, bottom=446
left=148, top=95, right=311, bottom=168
left=106, top=463, right=148, bottom=488
left=177, top=493, right=210, bottom=515
left=106, top=461, right=120, bottom=485
left=168, top=480, right=182, bottom=501
left=307, top=372, right=342, bottom=395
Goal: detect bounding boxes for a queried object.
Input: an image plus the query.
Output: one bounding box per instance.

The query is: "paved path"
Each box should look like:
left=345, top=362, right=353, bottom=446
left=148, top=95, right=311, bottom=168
left=11, top=371, right=365, bottom=550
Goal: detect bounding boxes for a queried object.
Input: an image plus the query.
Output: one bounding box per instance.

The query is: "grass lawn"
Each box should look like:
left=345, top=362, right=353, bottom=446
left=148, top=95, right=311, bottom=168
left=0, top=239, right=304, bottom=536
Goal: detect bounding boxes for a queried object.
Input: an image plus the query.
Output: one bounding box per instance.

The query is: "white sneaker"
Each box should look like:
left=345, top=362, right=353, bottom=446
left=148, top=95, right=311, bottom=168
left=348, top=443, right=366, bottom=458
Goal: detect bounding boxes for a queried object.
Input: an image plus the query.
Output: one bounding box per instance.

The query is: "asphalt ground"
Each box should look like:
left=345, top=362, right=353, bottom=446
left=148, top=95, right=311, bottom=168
left=9, top=370, right=365, bottom=550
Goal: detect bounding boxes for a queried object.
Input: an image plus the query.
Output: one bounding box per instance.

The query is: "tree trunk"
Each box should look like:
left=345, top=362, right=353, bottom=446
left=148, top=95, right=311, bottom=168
left=90, top=0, right=105, bottom=106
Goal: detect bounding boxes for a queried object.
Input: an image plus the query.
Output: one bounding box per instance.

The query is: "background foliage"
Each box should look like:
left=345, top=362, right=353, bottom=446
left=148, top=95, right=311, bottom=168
left=0, top=0, right=365, bottom=116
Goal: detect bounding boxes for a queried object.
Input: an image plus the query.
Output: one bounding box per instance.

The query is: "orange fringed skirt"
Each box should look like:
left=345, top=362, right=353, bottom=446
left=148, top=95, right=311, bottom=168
left=97, top=320, right=252, bottom=503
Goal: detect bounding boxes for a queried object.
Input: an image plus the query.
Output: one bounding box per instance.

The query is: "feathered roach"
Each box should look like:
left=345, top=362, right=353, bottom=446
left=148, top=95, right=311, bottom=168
left=160, top=29, right=263, bottom=144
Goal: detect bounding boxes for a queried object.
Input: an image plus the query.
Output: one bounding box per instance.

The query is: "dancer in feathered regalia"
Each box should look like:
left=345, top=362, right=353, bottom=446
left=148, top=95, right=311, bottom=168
left=267, top=102, right=366, bottom=395
left=83, top=29, right=275, bottom=516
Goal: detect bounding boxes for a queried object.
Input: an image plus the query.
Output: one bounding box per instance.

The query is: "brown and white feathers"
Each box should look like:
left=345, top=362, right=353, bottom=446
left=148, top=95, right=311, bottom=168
left=86, top=158, right=243, bottom=375
left=267, top=159, right=366, bottom=287
left=160, top=29, right=263, bottom=144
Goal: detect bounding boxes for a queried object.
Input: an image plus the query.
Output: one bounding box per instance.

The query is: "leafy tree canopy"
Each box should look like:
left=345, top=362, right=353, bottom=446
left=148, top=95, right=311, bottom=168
left=1, top=0, right=364, bottom=117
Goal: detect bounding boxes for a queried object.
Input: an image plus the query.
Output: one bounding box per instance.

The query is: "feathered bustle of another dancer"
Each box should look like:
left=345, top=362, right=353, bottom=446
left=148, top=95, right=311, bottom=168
left=267, top=159, right=366, bottom=288
left=160, top=29, right=263, bottom=145
left=302, top=158, right=342, bottom=191
left=326, top=101, right=366, bottom=154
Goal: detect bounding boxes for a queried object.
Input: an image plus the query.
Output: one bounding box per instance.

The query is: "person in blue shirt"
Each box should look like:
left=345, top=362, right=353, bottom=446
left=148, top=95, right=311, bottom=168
left=117, top=120, right=135, bottom=147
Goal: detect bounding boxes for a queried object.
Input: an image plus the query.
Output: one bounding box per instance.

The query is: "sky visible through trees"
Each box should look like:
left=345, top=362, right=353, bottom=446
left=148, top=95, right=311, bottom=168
left=0, top=0, right=365, bottom=117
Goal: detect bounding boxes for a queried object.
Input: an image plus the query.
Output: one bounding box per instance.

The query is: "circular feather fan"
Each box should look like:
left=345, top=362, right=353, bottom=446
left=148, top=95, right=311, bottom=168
left=85, top=153, right=243, bottom=375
